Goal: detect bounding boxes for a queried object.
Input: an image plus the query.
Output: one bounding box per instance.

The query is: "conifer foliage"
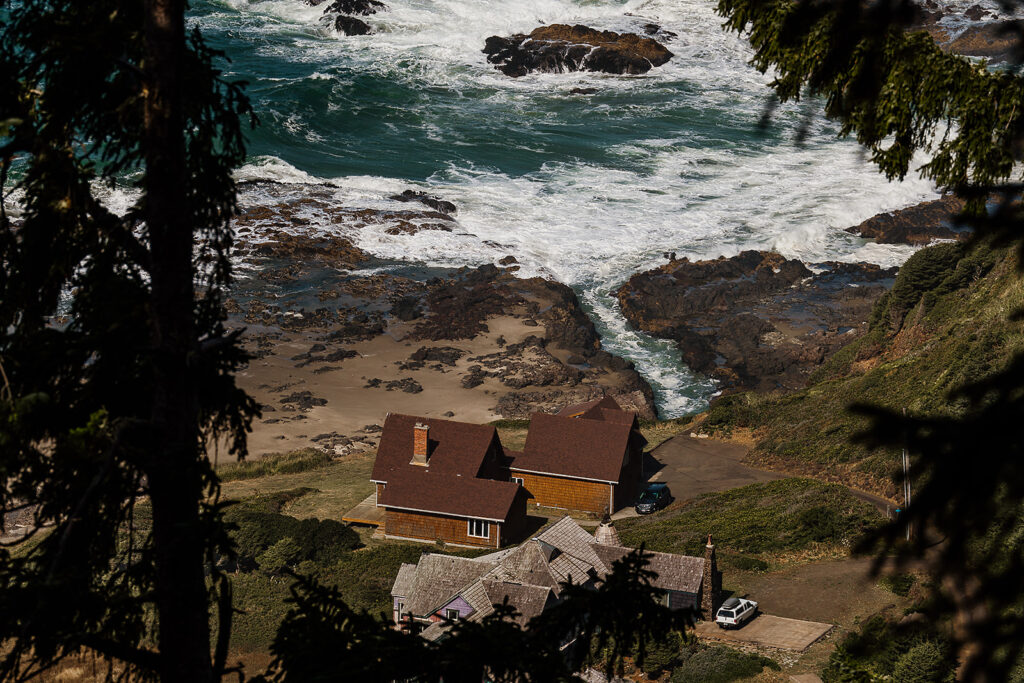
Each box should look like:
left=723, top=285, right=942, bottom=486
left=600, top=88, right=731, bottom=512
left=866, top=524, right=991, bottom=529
left=0, top=1, right=256, bottom=680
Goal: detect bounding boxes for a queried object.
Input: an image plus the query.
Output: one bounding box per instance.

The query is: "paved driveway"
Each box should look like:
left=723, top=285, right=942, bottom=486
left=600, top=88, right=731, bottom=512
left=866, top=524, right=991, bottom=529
left=613, top=435, right=892, bottom=519
left=613, top=435, right=785, bottom=519
left=693, top=614, right=833, bottom=651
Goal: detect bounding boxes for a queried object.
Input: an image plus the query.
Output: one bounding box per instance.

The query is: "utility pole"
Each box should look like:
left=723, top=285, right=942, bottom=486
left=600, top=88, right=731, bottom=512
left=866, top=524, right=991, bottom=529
left=902, top=407, right=911, bottom=541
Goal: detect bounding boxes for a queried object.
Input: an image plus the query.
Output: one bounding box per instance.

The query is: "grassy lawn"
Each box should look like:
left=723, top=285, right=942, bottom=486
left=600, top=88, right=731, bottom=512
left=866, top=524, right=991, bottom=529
left=616, top=478, right=883, bottom=570
left=220, top=450, right=375, bottom=521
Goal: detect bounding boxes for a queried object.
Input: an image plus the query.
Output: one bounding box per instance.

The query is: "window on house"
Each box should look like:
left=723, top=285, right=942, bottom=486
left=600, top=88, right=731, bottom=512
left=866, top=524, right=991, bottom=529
left=445, top=608, right=460, bottom=621
left=396, top=601, right=404, bottom=617
left=511, top=477, right=524, bottom=486
left=467, top=519, right=490, bottom=538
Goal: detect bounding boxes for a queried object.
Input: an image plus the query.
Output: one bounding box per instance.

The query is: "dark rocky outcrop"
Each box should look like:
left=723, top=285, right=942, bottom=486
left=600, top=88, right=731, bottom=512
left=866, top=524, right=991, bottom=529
left=483, top=24, right=673, bottom=77
left=846, top=195, right=968, bottom=245
left=322, top=0, right=384, bottom=14
left=911, top=3, right=1022, bottom=62
left=617, top=251, right=897, bottom=392
left=335, top=16, right=370, bottom=35
left=390, top=189, right=457, bottom=215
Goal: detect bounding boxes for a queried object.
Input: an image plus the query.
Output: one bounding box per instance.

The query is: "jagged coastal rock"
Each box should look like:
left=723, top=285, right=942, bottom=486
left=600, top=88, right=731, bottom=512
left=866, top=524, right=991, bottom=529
left=845, top=194, right=968, bottom=245
left=912, top=1, right=1021, bottom=62
left=310, top=0, right=385, bottom=35
left=483, top=24, right=673, bottom=77
left=228, top=182, right=657, bottom=454
left=617, top=251, right=896, bottom=393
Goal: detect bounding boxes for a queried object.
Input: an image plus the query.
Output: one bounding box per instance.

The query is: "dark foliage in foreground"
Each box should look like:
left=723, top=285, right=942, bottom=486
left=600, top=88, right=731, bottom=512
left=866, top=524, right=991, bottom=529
left=715, top=0, right=1024, bottom=676
left=0, top=1, right=256, bottom=680
left=254, top=548, right=695, bottom=682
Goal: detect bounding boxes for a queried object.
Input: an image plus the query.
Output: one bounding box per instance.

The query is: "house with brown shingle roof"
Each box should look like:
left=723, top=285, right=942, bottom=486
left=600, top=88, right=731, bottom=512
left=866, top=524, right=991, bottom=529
left=390, top=516, right=722, bottom=641
left=364, top=397, right=644, bottom=548
left=371, top=413, right=527, bottom=549
left=505, top=396, right=646, bottom=515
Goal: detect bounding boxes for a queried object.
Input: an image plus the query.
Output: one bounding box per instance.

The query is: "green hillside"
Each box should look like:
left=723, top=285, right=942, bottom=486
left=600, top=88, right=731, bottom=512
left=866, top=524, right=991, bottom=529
left=702, top=239, right=1023, bottom=497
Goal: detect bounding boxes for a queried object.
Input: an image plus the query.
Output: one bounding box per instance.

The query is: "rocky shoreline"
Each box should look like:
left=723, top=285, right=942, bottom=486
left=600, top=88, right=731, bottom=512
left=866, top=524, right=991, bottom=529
left=617, top=252, right=897, bottom=393
left=227, top=183, right=656, bottom=457
left=227, top=176, right=975, bottom=456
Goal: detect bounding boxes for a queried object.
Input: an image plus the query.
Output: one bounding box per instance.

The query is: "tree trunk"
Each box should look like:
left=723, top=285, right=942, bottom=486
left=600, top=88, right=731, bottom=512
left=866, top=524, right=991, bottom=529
left=142, top=1, right=214, bottom=681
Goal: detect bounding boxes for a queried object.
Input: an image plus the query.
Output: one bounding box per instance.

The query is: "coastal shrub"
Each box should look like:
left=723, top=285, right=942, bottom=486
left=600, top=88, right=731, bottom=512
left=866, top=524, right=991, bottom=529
left=893, top=641, right=951, bottom=683
left=319, top=543, right=428, bottom=614
left=669, top=646, right=778, bottom=683
left=615, top=478, right=881, bottom=556
left=822, top=613, right=956, bottom=682
left=880, top=573, right=917, bottom=597
left=885, top=243, right=963, bottom=328
left=218, top=449, right=332, bottom=482
left=223, top=495, right=361, bottom=569
left=256, top=537, right=304, bottom=574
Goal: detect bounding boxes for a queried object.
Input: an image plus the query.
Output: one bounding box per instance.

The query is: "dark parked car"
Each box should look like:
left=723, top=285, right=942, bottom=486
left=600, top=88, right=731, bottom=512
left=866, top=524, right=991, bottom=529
left=635, top=482, right=672, bottom=514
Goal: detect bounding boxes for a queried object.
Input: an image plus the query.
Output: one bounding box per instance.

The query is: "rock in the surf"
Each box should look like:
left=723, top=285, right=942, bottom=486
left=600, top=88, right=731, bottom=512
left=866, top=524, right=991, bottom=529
left=334, top=15, right=371, bottom=35
left=845, top=195, right=968, bottom=245
left=321, top=0, right=385, bottom=14
left=616, top=251, right=896, bottom=393
left=483, top=24, right=673, bottom=77
left=390, top=189, right=457, bottom=215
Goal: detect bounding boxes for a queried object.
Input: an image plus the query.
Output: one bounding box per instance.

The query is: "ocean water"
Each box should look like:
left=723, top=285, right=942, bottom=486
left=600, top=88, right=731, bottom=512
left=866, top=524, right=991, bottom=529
left=192, top=0, right=943, bottom=416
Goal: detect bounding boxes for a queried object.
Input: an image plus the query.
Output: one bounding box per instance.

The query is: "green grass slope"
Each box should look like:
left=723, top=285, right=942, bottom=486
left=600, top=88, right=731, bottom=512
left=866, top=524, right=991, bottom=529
left=702, top=239, right=1023, bottom=497
left=616, top=478, right=881, bottom=569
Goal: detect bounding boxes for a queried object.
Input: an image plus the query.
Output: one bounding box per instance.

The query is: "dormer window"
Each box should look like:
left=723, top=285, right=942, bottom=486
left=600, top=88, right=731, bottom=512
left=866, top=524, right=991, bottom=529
left=445, top=608, right=460, bottom=621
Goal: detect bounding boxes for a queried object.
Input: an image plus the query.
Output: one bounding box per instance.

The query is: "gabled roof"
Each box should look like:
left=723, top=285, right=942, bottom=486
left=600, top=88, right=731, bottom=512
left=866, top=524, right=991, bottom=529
left=556, top=395, right=623, bottom=418
left=394, top=516, right=710, bottom=639
left=377, top=468, right=520, bottom=522
left=372, top=413, right=499, bottom=482
left=391, top=563, right=418, bottom=598
left=510, top=412, right=633, bottom=483
left=591, top=544, right=705, bottom=594
left=535, top=515, right=610, bottom=575
left=405, top=554, right=496, bottom=617
left=481, top=581, right=551, bottom=626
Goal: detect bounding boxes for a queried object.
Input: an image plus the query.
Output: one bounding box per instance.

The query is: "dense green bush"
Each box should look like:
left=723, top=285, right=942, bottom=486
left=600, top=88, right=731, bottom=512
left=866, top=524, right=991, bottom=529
left=822, top=613, right=956, bottom=682
left=882, top=243, right=963, bottom=329
left=893, top=641, right=953, bottom=683
left=223, top=490, right=361, bottom=569
left=669, top=646, right=777, bottom=682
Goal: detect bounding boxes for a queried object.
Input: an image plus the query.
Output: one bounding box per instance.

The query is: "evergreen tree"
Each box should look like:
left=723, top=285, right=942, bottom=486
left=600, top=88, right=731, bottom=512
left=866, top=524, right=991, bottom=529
left=0, top=1, right=256, bottom=680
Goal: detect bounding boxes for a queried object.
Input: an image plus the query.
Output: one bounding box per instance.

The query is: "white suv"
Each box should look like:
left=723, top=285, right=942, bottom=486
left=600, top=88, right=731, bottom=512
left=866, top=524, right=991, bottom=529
left=715, top=597, right=758, bottom=629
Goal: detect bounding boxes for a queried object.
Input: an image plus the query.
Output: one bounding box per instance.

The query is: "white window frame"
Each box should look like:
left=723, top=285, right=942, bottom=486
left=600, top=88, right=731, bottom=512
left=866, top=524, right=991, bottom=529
left=511, top=476, right=524, bottom=486
left=445, top=608, right=460, bottom=621
left=467, top=519, right=490, bottom=539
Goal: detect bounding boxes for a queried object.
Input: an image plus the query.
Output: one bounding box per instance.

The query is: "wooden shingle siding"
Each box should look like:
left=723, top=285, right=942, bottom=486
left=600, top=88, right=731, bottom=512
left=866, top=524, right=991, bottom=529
left=385, top=509, right=499, bottom=548
left=512, top=471, right=611, bottom=515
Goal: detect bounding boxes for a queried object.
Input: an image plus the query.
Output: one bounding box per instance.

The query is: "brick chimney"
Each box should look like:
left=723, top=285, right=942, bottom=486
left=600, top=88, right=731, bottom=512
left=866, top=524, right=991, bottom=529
left=701, top=533, right=721, bottom=620
left=411, top=422, right=429, bottom=465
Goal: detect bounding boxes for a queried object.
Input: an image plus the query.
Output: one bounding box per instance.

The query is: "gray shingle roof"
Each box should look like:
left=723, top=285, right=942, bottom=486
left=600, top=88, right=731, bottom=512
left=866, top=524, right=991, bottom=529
left=391, top=562, right=418, bottom=598
left=591, top=544, right=705, bottom=594
left=405, top=553, right=497, bottom=617
left=393, top=516, right=707, bottom=638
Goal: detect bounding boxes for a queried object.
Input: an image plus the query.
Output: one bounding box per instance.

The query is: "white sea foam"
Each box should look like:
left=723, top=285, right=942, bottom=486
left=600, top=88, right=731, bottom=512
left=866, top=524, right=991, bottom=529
left=211, top=0, right=945, bottom=416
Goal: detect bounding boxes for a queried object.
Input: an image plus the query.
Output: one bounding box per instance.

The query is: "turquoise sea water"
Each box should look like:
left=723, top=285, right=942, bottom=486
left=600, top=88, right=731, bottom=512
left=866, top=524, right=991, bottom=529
left=189, top=0, right=940, bottom=416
